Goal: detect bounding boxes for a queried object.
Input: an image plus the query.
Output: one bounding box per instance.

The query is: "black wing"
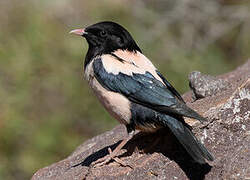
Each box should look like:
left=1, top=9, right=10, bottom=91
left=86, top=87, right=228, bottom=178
left=156, top=70, right=185, bottom=103
left=93, top=58, right=206, bottom=122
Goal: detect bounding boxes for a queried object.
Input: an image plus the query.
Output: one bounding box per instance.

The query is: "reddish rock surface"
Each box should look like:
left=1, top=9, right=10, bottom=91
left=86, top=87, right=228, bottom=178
left=32, top=60, right=250, bottom=180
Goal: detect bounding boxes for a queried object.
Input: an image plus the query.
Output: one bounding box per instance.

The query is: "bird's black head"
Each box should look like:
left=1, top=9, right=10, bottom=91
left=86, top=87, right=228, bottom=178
left=70, top=21, right=141, bottom=68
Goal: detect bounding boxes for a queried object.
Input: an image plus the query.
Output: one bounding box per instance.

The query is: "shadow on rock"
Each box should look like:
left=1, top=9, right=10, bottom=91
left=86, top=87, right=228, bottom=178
left=73, top=128, right=212, bottom=180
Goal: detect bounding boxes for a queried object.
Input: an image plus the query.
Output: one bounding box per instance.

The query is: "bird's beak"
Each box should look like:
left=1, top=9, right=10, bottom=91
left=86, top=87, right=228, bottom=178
left=69, top=28, right=87, bottom=36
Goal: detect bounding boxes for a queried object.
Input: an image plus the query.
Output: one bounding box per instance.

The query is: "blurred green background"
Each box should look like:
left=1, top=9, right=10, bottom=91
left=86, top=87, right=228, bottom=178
left=0, top=0, right=249, bottom=179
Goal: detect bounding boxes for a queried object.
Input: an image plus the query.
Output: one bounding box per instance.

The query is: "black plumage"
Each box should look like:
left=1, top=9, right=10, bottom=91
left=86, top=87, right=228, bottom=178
left=130, top=103, right=214, bottom=164
left=82, top=21, right=141, bottom=69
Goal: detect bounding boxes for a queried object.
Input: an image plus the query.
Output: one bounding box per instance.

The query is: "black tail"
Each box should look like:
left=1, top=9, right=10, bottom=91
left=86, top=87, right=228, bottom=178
left=176, top=103, right=208, bottom=122
left=161, top=114, right=214, bottom=164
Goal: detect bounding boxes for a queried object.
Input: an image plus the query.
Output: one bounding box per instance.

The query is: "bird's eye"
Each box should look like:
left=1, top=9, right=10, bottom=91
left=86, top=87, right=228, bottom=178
left=100, top=30, right=107, bottom=37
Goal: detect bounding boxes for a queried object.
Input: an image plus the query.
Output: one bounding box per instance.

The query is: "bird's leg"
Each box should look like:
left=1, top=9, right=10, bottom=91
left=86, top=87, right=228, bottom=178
left=91, top=131, right=134, bottom=168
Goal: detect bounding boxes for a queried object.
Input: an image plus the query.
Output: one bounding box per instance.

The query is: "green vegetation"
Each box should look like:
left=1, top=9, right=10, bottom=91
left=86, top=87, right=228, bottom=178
left=0, top=0, right=249, bottom=179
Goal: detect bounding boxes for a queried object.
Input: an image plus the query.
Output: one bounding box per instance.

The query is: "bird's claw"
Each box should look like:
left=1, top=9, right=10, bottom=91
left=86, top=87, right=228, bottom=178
left=91, top=148, right=132, bottom=169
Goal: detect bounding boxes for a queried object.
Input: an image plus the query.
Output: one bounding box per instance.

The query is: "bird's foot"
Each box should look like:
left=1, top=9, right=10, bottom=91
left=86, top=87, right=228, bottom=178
left=91, top=147, right=132, bottom=168
left=91, top=131, right=134, bottom=168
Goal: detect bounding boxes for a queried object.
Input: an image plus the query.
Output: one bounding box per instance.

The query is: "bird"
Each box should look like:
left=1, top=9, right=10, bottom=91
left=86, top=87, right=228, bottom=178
left=70, top=21, right=214, bottom=167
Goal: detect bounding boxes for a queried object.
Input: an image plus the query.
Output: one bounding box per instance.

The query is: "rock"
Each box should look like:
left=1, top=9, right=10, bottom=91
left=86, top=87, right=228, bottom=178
left=32, top=60, right=250, bottom=180
left=188, top=71, right=231, bottom=100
